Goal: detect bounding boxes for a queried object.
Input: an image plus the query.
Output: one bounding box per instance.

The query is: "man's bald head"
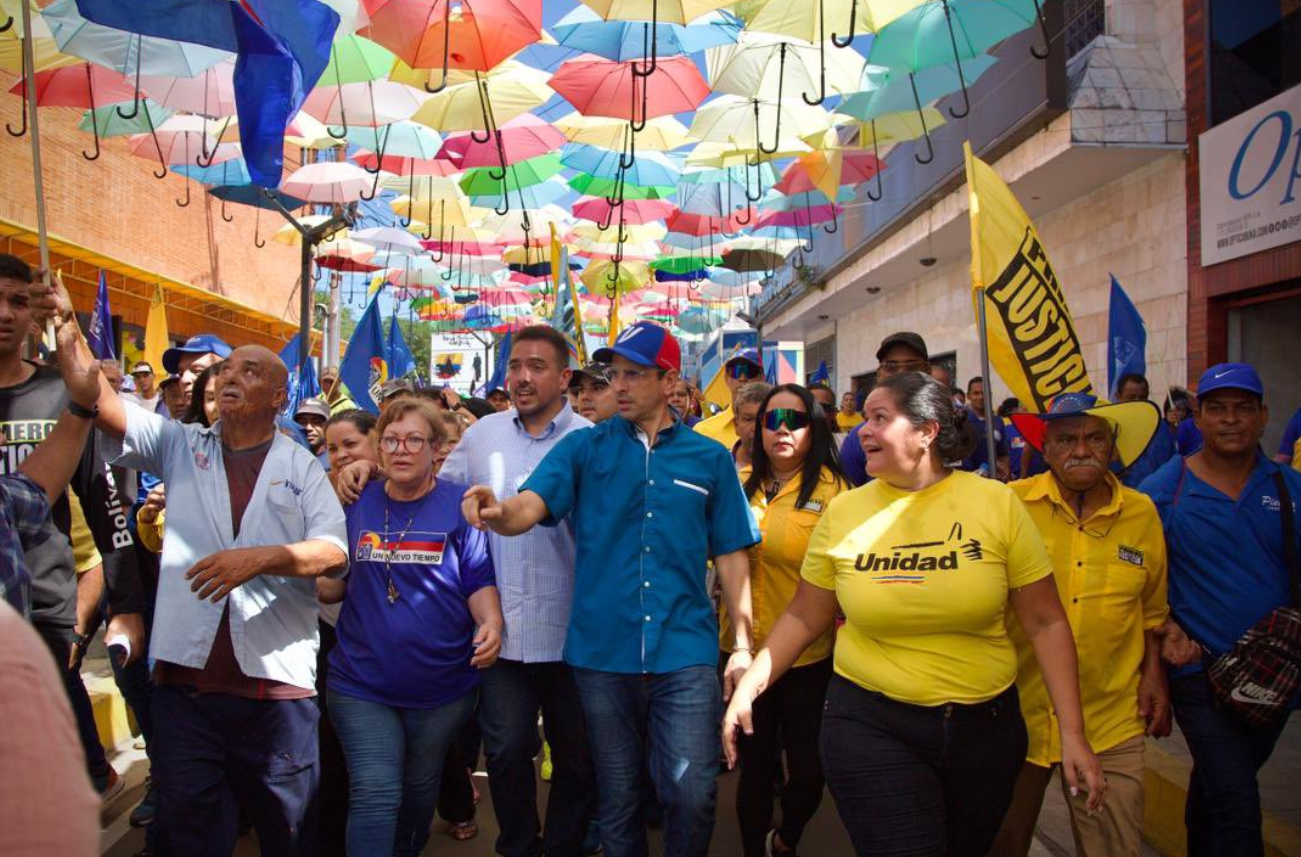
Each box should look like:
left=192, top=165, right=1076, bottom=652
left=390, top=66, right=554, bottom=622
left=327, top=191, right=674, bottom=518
left=216, top=345, right=289, bottom=427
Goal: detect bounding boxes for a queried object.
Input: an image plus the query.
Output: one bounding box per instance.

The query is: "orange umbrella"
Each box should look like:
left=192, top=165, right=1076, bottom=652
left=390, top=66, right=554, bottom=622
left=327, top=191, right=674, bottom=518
left=360, top=0, right=543, bottom=93
left=549, top=54, right=709, bottom=130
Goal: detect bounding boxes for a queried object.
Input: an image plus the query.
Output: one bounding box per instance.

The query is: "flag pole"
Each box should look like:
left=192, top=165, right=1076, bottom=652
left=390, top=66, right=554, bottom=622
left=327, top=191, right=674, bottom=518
left=975, top=287, right=998, bottom=477
left=20, top=0, right=54, bottom=346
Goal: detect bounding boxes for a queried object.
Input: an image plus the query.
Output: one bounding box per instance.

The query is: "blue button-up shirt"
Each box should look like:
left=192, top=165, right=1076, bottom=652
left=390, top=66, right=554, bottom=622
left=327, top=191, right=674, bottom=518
left=1140, top=452, right=1301, bottom=670
left=522, top=415, right=759, bottom=675
left=104, top=403, right=349, bottom=691
left=0, top=472, right=50, bottom=616
left=439, top=402, right=591, bottom=663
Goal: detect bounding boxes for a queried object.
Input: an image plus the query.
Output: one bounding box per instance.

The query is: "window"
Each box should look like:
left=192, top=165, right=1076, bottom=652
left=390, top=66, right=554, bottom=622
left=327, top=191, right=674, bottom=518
left=1209, top=0, right=1301, bottom=126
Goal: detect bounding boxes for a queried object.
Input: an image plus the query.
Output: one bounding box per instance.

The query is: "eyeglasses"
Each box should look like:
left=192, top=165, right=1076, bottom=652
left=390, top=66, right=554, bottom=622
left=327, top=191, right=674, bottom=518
left=763, top=408, right=811, bottom=432
left=606, top=366, right=657, bottom=384
left=878, top=359, right=928, bottom=374
left=727, top=363, right=762, bottom=380
left=380, top=434, right=432, bottom=454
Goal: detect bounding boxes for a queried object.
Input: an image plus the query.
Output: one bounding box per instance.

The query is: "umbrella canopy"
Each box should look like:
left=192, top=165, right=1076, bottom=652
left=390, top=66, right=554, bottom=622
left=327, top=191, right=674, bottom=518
left=838, top=53, right=998, bottom=121
left=775, top=148, right=884, bottom=198
left=345, top=120, right=444, bottom=159
left=720, top=246, right=783, bottom=272
left=9, top=62, right=137, bottom=107
left=553, top=111, right=689, bottom=151
left=688, top=94, right=830, bottom=154
left=577, top=0, right=734, bottom=25
left=175, top=157, right=252, bottom=186
left=549, top=54, right=709, bottom=122
left=739, top=0, right=922, bottom=44
left=209, top=185, right=309, bottom=211
left=321, top=34, right=397, bottom=85
left=438, top=113, right=566, bottom=168
left=581, top=259, right=651, bottom=294
left=356, top=150, right=459, bottom=176
left=42, top=0, right=231, bottom=78
left=315, top=238, right=380, bottom=272
left=567, top=173, right=675, bottom=199
left=139, top=59, right=236, bottom=117
left=870, top=0, right=1038, bottom=73
left=553, top=6, right=740, bottom=60
left=561, top=144, right=681, bottom=186
left=282, top=161, right=388, bottom=204
left=351, top=225, right=427, bottom=255
left=706, top=32, right=865, bottom=103
left=468, top=176, right=571, bottom=209
left=572, top=196, right=676, bottom=225
left=361, top=0, right=542, bottom=80
left=459, top=153, right=564, bottom=195
left=78, top=98, right=171, bottom=137
left=302, top=80, right=430, bottom=128
left=411, top=62, right=553, bottom=131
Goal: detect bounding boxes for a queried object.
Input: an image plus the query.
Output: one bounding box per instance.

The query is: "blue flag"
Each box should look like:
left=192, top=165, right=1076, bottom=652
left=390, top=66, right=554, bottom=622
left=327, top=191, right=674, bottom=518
left=87, top=270, right=115, bottom=360
left=339, top=295, right=386, bottom=413
left=1107, top=274, right=1146, bottom=398
left=386, top=313, right=417, bottom=383
left=809, top=360, right=830, bottom=385
left=479, top=333, right=512, bottom=396
left=75, top=0, right=338, bottom=187
left=278, top=333, right=321, bottom=417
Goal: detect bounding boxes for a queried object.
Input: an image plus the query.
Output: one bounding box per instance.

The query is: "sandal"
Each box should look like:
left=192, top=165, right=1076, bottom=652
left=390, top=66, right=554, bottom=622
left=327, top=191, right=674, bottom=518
left=449, top=821, right=478, bottom=841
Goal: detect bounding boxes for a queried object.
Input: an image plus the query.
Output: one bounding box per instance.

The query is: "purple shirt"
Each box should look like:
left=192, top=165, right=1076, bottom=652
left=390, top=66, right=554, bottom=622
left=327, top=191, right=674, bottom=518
left=330, top=479, right=495, bottom=708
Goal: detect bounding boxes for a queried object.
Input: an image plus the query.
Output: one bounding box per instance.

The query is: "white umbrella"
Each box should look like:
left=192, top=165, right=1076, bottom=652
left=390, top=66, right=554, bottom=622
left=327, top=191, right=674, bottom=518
left=350, top=226, right=426, bottom=256
left=302, top=80, right=430, bottom=131
left=282, top=161, right=388, bottom=204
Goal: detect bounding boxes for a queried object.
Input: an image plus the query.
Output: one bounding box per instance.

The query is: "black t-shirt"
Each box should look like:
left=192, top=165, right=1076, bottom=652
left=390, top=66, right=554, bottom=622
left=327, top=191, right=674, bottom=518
left=0, top=363, right=143, bottom=631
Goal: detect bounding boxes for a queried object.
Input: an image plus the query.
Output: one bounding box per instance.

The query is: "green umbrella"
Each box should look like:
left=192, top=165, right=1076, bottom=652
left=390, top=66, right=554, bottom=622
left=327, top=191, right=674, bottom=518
left=869, top=0, right=1039, bottom=119
left=322, top=34, right=396, bottom=85
left=650, top=256, right=722, bottom=274
left=568, top=174, right=676, bottom=200
left=78, top=98, right=172, bottom=138
left=459, top=153, right=565, bottom=196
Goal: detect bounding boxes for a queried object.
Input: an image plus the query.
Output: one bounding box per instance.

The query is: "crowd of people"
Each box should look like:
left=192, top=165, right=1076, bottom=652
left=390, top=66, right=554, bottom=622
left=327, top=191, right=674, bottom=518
left=0, top=248, right=1298, bottom=857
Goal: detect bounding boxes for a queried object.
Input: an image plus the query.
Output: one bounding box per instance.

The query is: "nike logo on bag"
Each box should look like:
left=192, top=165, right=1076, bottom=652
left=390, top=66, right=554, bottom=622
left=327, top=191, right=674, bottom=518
left=1229, top=684, right=1281, bottom=705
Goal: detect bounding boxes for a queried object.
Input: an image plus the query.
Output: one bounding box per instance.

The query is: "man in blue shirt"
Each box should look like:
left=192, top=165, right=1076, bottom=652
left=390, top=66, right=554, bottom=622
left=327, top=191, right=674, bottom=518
left=839, top=332, right=931, bottom=487
left=463, top=321, right=759, bottom=857
left=1273, top=405, right=1301, bottom=465
left=1140, top=362, right=1301, bottom=857
left=1115, top=372, right=1178, bottom=487
left=960, top=375, right=1011, bottom=479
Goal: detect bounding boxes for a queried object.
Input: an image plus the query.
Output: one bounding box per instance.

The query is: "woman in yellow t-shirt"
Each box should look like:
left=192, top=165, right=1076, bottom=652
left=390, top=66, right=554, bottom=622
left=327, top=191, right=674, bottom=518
left=724, top=373, right=1105, bottom=857
left=719, top=384, right=849, bottom=857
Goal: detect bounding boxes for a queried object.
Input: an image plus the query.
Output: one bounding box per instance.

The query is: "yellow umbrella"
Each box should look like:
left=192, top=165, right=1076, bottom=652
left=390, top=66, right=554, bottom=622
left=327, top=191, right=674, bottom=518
left=581, top=260, right=651, bottom=295
left=285, top=111, right=345, bottom=150
left=578, top=0, right=733, bottom=24
left=832, top=105, right=948, bottom=147
left=688, top=94, right=829, bottom=155
left=392, top=196, right=476, bottom=229
left=570, top=222, right=668, bottom=244
left=272, top=215, right=349, bottom=246
left=0, top=0, right=78, bottom=73
left=735, top=0, right=923, bottom=45
left=554, top=112, right=690, bottom=151
left=706, top=32, right=865, bottom=104
left=410, top=62, right=552, bottom=132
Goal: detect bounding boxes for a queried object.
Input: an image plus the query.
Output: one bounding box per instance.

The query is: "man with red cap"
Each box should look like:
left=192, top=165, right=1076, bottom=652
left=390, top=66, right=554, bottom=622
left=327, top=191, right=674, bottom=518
left=463, top=321, right=760, bottom=857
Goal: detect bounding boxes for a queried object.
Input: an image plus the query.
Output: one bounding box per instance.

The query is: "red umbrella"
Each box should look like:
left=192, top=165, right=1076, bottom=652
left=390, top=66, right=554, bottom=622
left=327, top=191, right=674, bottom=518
left=775, top=150, right=885, bottom=197
left=573, top=197, right=676, bottom=225
left=361, top=0, right=543, bottom=92
left=7, top=63, right=139, bottom=107
left=666, top=208, right=755, bottom=237
left=438, top=114, right=566, bottom=168
left=353, top=151, right=460, bottom=177
left=757, top=204, right=842, bottom=230
left=549, top=54, right=709, bottom=129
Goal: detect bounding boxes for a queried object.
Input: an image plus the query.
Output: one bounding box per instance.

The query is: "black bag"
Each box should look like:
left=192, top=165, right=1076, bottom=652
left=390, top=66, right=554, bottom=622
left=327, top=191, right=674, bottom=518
left=1204, top=471, right=1301, bottom=730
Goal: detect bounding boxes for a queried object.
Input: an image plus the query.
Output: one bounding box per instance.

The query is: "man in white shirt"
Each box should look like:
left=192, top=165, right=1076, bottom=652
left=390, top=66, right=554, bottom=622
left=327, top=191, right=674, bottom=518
left=126, top=361, right=162, bottom=413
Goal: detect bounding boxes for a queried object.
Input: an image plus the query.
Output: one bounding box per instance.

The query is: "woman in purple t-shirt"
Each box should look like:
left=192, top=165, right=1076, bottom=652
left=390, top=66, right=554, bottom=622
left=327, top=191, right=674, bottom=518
left=321, top=399, right=502, bottom=857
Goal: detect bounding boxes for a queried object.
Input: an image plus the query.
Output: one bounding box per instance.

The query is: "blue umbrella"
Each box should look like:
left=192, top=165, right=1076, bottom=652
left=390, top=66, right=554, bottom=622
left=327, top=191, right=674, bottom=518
left=677, top=181, right=746, bottom=217
left=561, top=144, right=682, bottom=187
left=175, top=158, right=252, bottom=187
left=209, top=184, right=310, bottom=244
left=760, top=187, right=855, bottom=211
left=552, top=7, right=741, bottom=61
left=838, top=54, right=999, bottom=122
left=468, top=176, right=570, bottom=210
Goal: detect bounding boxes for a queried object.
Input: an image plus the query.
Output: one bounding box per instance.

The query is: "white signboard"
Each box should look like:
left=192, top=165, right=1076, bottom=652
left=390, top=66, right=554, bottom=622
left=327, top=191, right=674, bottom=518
left=429, top=333, right=491, bottom=394
left=1199, top=83, right=1301, bottom=266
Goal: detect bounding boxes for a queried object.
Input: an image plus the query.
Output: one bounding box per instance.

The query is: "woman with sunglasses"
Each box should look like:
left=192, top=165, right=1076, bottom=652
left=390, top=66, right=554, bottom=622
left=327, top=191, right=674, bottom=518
left=720, top=384, right=849, bottom=857
left=321, top=398, right=503, bottom=857
left=723, top=373, right=1105, bottom=857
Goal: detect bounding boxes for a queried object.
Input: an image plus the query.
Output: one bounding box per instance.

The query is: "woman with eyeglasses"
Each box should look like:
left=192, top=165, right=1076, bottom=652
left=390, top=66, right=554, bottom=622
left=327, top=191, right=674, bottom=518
left=321, top=398, right=503, bottom=857
left=723, top=373, right=1105, bottom=857
left=720, top=383, right=848, bottom=857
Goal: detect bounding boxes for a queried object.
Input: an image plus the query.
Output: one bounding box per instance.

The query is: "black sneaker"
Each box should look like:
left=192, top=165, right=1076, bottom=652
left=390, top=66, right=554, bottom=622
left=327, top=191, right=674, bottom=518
left=130, top=779, right=157, bottom=827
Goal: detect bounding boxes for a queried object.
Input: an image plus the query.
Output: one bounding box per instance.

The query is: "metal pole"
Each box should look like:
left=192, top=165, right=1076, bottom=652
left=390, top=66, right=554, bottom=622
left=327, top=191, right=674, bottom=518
left=299, top=239, right=313, bottom=371
left=975, top=286, right=998, bottom=477
left=326, top=269, right=342, bottom=368
left=21, top=0, right=54, bottom=345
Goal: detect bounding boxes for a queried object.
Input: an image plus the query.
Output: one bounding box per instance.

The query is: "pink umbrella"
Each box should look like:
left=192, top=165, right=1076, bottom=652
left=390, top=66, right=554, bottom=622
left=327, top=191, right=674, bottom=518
left=282, top=162, right=386, bottom=204
left=8, top=63, right=138, bottom=107
left=665, top=208, right=754, bottom=237
left=353, top=151, right=459, bottom=176
left=573, top=197, right=675, bottom=225
left=756, top=204, right=843, bottom=230
left=302, top=81, right=430, bottom=133
left=437, top=114, right=566, bottom=169
left=139, top=61, right=236, bottom=118
left=549, top=54, right=709, bottom=128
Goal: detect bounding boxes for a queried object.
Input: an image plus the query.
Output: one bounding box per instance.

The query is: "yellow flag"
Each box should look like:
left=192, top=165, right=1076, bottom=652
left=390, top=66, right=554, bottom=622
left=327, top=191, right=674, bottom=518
left=702, top=343, right=742, bottom=410
left=606, top=290, right=622, bottom=345
left=143, top=285, right=170, bottom=371
left=367, top=271, right=386, bottom=297
left=964, top=141, right=1093, bottom=412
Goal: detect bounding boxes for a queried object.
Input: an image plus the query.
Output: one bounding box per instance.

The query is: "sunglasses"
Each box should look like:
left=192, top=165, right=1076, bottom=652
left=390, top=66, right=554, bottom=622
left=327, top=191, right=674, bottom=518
left=763, top=408, right=811, bottom=432
left=727, top=362, right=762, bottom=380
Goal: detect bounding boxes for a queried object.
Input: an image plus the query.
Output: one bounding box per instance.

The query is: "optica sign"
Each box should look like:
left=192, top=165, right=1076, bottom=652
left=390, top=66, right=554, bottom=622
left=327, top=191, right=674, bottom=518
left=1199, top=83, right=1301, bottom=266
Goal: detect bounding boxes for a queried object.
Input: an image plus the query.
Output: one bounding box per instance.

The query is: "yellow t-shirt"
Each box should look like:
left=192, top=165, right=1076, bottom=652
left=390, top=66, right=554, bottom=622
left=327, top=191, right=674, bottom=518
left=66, top=489, right=102, bottom=574
left=695, top=406, right=738, bottom=452
left=720, top=466, right=845, bottom=667
left=802, top=470, right=1053, bottom=706
left=835, top=411, right=860, bottom=432
left=1292, top=437, right=1300, bottom=472
left=1008, top=472, right=1168, bottom=764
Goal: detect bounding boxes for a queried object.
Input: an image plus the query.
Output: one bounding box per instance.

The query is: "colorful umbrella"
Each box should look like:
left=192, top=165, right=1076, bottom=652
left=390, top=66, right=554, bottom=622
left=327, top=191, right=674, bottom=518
left=553, top=6, right=740, bottom=61
left=438, top=113, right=566, bottom=169
left=549, top=54, right=709, bottom=129
left=411, top=62, right=552, bottom=132
left=706, top=31, right=865, bottom=107
left=554, top=111, right=689, bottom=151
left=688, top=94, right=829, bottom=157
left=302, top=80, right=430, bottom=135
left=321, top=33, right=397, bottom=85
left=139, top=59, right=236, bottom=117
left=282, top=161, right=389, bottom=204
left=573, top=196, right=676, bottom=225
left=561, top=144, right=681, bottom=186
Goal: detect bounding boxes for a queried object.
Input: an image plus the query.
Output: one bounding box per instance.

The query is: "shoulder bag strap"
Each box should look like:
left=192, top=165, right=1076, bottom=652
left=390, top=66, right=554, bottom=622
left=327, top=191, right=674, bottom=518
left=1272, top=470, right=1299, bottom=608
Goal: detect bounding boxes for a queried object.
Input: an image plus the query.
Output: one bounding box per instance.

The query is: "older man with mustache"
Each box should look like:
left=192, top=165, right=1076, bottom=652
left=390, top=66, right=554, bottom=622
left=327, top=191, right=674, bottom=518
left=987, top=393, right=1170, bottom=857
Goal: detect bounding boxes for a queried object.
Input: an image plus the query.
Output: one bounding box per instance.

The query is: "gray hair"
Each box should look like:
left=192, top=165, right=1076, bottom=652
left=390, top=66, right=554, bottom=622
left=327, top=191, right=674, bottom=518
left=735, top=381, right=774, bottom=410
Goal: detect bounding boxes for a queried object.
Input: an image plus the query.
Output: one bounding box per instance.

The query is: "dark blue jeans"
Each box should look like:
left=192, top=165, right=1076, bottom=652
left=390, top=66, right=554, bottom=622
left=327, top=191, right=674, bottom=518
left=478, top=658, right=595, bottom=857
left=329, top=687, right=477, bottom=857
left=573, top=665, right=720, bottom=857
left=151, top=684, right=319, bottom=857
left=819, top=675, right=1026, bottom=857
left=1171, top=672, right=1291, bottom=857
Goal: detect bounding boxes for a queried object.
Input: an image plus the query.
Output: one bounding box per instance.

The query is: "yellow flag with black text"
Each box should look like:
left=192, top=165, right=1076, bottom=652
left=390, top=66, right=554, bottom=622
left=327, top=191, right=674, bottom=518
left=964, top=141, right=1093, bottom=412
left=143, top=285, right=170, bottom=371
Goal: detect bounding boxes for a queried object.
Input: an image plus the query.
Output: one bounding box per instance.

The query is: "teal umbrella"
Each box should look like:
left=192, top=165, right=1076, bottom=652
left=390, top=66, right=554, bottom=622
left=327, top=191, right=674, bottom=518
left=869, top=0, right=1039, bottom=120
left=459, top=154, right=565, bottom=216
left=78, top=98, right=172, bottom=138
left=342, top=120, right=444, bottom=164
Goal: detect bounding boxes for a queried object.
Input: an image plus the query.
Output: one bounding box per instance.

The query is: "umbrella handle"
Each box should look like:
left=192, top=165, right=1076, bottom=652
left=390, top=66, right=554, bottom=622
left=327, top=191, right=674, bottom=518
left=802, top=13, right=827, bottom=106
left=632, top=0, right=659, bottom=79
left=363, top=125, right=389, bottom=174
left=176, top=180, right=191, bottom=208
left=618, top=128, right=637, bottom=171
left=254, top=208, right=266, bottom=247
left=1030, top=0, right=1051, bottom=59
left=221, top=198, right=234, bottom=223
left=830, top=0, right=856, bottom=49
left=866, top=120, right=884, bottom=201
left=754, top=99, right=780, bottom=156
left=823, top=206, right=838, bottom=234
left=360, top=169, right=380, bottom=201
left=745, top=159, right=764, bottom=202
left=116, top=38, right=143, bottom=120
left=424, top=0, right=454, bottom=93
left=941, top=0, right=971, bottom=119
left=494, top=188, right=510, bottom=216
left=471, top=74, right=497, bottom=144
left=735, top=204, right=752, bottom=226
left=82, top=68, right=102, bottom=161
left=629, top=70, right=649, bottom=133
left=0, top=15, right=12, bottom=32
left=487, top=130, right=508, bottom=181
left=328, top=48, right=349, bottom=139
left=6, top=75, right=27, bottom=137
left=196, top=116, right=231, bottom=168
left=909, top=75, right=935, bottom=165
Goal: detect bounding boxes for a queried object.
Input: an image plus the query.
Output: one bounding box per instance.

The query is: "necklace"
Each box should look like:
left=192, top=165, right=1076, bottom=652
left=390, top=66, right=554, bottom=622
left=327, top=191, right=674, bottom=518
left=381, top=477, right=436, bottom=605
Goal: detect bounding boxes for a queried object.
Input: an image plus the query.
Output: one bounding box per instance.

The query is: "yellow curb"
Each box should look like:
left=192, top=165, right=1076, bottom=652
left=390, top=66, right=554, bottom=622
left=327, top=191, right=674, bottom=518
left=1144, top=743, right=1301, bottom=857
left=85, top=673, right=137, bottom=754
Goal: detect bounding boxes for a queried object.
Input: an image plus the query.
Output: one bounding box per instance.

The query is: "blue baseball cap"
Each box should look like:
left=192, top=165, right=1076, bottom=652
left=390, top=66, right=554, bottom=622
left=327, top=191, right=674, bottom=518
left=725, top=347, right=762, bottom=369
left=593, top=321, right=681, bottom=372
left=1197, top=362, right=1264, bottom=398
left=163, top=334, right=233, bottom=374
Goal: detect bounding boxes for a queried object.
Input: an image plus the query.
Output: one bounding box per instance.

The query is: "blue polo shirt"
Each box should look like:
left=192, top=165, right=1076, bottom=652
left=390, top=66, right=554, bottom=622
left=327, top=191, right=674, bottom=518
left=840, top=422, right=869, bottom=487
left=961, top=410, right=1010, bottom=475
left=522, top=415, right=760, bottom=675
left=1277, top=407, right=1301, bottom=459
left=1139, top=453, right=1301, bottom=673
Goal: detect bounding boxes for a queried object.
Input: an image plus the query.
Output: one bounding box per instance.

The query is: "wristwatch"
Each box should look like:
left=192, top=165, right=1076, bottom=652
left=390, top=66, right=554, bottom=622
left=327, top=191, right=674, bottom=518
left=68, top=401, right=99, bottom=419
left=71, top=630, right=94, bottom=649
